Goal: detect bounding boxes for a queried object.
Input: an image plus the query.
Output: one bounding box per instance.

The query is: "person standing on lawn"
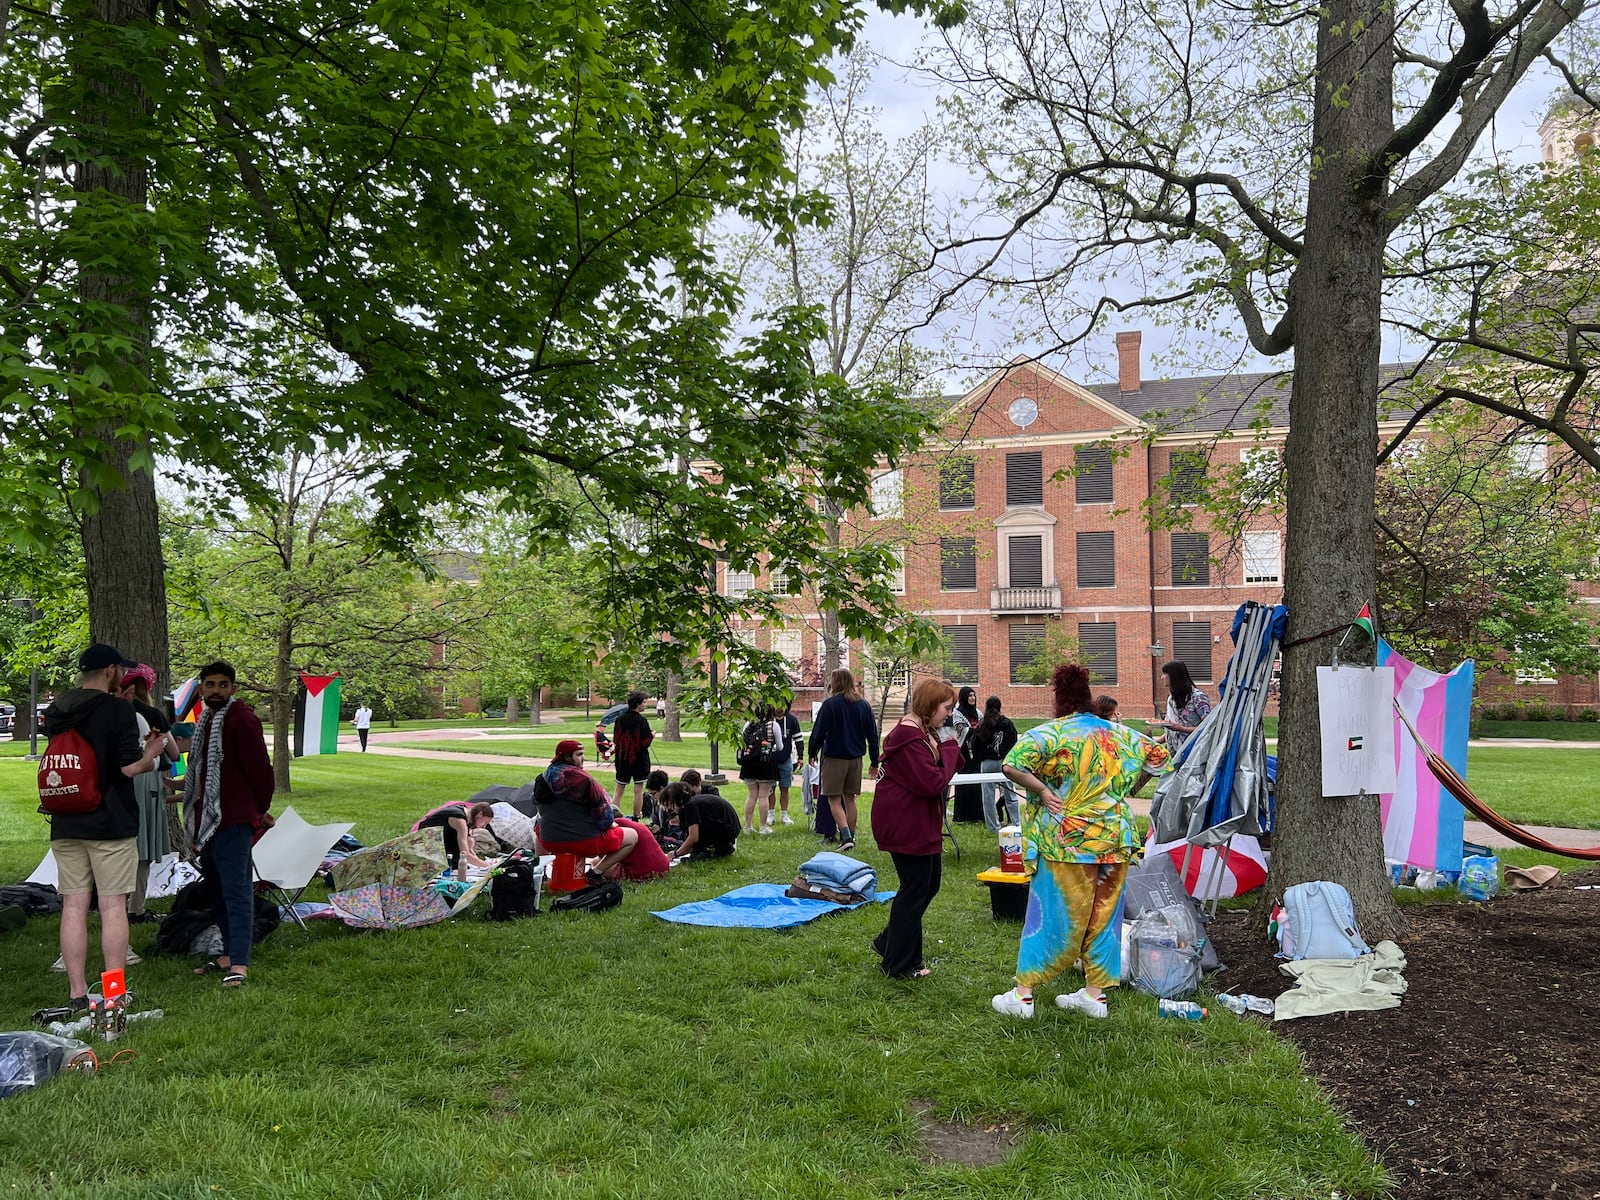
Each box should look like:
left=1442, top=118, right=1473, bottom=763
left=1149, top=660, right=1210, bottom=756
left=353, top=702, right=373, bottom=751
left=973, top=695, right=1021, bottom=832
left=611, top=691, right=655, bottom=819
left=42, top=644, right=168, bottom=1011
left=774, top=697, right=803, bottom=826
left=992, top=663, right=1171, bottom=1020
left=114, top=664, right=181, bottom=924
left=806, top=669, right=879, bottom=852
left=185, top=661, right=275, bottom=989
left=870, top=678, right=964, bottom=979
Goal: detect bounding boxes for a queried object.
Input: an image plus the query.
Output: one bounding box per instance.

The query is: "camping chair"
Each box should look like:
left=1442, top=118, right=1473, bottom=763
left=251, top=806, right=355, bottom=932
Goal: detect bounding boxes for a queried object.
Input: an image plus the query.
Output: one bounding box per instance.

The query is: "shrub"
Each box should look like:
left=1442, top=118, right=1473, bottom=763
left=1579, top=708, right=1600, bottom=723
left=1476, top=703, right=1504, bottom=721
left=1523, top=700, right=1550, bottom=722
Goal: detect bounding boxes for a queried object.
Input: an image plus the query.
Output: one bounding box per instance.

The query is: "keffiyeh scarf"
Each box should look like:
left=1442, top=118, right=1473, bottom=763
left=187, top=697, right=234, bottom=851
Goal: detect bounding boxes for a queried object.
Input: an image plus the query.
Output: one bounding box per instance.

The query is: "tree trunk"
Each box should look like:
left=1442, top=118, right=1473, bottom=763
left=663, top=670, right=682, bottom=741
left=70, top=0, right=169, bottom=697
left=506, top=696, right=518, bottom=723
left=1266, top=0, right=1402, bottom=940
left=271, top=621, right=293, bottom=792
left=528, top=688, right=542, bottom=726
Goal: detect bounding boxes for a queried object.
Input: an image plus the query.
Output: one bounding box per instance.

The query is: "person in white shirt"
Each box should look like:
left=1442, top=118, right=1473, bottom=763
left=353, top=703, right=373, bottom=751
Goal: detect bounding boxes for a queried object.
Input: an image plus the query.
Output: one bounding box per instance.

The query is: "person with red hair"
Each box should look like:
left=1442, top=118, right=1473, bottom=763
left=991, top=664, right=1171, bottom=1020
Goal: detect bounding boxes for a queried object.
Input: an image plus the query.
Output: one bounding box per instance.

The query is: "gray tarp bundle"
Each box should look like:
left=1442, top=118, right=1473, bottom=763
left=1150, top=601, right=1288, bottom=848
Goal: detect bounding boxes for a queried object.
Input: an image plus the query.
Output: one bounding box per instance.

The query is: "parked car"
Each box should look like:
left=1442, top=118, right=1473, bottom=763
left=0, top=704, right=13, bottom=735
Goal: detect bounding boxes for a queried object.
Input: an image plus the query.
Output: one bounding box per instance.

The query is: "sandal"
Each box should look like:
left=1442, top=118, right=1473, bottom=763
left=221, top=971, right=248, bottom=988
left=193, top=959, right=228, bottom=976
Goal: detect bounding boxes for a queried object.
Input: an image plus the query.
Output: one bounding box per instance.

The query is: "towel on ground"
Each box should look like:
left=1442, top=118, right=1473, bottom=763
left=1274, top=939, right=1407, bottom=1021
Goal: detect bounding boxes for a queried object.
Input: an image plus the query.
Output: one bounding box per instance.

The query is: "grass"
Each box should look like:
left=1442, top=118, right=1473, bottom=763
left=0, top=752, right=1389, bottom=1200
left=1471, top=719, right=1600, bottom=741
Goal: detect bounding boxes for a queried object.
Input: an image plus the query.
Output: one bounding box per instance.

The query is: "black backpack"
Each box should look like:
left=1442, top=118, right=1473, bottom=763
left=488, top=854, right=540, bottom=922
left=550, top=878, right=623, bottom=913
left=740, top=720, right=782, bottom=767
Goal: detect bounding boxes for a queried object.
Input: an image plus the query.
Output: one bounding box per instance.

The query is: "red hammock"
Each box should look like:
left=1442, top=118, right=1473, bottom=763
left=1393, top=702, right=1600, bottom=861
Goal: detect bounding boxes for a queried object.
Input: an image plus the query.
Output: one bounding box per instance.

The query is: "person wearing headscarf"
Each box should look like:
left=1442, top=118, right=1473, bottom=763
left=536, top=739, right=639, bottom=879
left=991, top=664, right=1171, bottom=1020
left=953, top=686, right=982, bottom=767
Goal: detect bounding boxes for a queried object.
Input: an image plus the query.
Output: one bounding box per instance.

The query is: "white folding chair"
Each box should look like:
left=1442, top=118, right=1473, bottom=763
left=251, top=806, right=355, bottom=932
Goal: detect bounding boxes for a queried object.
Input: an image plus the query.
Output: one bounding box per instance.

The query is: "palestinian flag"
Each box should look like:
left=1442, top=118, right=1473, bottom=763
left=294, top=673, right=342, bottom=757
left=1352, top=602, right=1375, bottom=641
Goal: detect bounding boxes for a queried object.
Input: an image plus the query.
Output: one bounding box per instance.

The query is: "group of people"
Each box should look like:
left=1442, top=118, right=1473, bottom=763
left=42, top=646, right=273, bottom=1009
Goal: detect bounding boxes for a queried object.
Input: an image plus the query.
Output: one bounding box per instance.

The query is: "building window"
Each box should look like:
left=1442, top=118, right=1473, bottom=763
left=1078, top=622, right=1117, bottom=685
left=940, top=537, right=977, bottom=591
left=1169, top=451, right=1207, bottom=505
left=1243, top=530, right=1281, bottom=584
left=1076, top=531, right=1115, bottom=588
left=1008, top=622, right=1047, bottom=685
left=725, top=569, right=756, bottom=597
left=1075, top=445, right=1113, bottom=503
left=888, top=547, right=905, bottom=595
left=1005, top=451, right=1044, bottom=507
left=1510, top=436, right=1547, bottom=478
left=773, top=629, right=803, bottom=665
left=944, top=625, right=979, bottom=683
left=1008, top=534, right=1044, bottom=588
left=1171, top=533, right=1210, bottom=586
left=870, top=468, right=903, bottom=518
left=1172, top=621, right=1214, bottom=683
left=1239, top=446, right=1281, bottom=503
left=939, top=458, right=976, bottom=510
left=769, top=567, right=797, bottom=594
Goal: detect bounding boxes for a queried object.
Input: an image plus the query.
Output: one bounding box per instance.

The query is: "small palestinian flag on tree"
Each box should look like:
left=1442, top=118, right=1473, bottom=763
left=294, top=673, right=342, bottom=757
left=1351, top=603, right=1375, bottom=642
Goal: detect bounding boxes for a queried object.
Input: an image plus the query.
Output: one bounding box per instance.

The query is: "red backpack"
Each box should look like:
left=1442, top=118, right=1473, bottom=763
left=37, top=729, right=103, bottom=815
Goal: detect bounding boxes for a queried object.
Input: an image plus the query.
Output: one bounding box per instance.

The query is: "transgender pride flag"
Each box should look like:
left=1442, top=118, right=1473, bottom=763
left=1377, top=640, right=1474, bottom=873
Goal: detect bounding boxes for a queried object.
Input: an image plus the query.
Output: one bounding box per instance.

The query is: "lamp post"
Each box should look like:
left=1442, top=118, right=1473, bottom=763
left=1149, top=639, right=1166, bottom=726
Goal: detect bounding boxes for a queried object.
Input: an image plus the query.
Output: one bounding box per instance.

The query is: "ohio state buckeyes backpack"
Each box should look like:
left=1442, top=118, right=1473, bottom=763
left=37, top=729, right=102, bottom=815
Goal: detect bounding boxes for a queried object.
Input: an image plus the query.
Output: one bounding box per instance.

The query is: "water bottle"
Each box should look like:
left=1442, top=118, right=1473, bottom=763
left=1157, top=999, right=1206, bottom=1021
left=1216, top=994, right=1249, bottom=1016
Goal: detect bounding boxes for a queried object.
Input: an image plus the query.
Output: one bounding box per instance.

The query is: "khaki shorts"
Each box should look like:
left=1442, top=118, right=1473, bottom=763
left=819, top=755, right=864, bottom=798
left=52, top=838, right=138, bottom=897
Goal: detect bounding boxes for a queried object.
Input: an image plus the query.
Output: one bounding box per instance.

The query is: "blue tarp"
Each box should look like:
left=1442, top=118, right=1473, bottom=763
left=650, top=883, right=896, bottom=929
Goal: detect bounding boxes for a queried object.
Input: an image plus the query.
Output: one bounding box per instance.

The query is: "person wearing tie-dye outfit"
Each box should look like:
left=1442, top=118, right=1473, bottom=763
left=991, top=664, right=1171, bottom=1020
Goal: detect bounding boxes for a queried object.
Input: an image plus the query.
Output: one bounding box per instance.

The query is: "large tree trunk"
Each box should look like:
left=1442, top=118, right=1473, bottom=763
left=663, top=670, right=682, bottom=741
left=821, top=506, right=842, bottom=676
left=271, top=621, right=293, bottom=792
left=71, top=0, right=169, bottom=696
left=527, top=688, right=542, bottom=726
left=1267, top=0, right=1402, bottom=940
left=506, top=696, right=518, bottom=723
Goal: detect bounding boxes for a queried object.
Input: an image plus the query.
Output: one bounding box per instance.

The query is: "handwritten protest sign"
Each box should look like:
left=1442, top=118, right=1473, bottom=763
left=1316, top=666, right=1396, bottom=797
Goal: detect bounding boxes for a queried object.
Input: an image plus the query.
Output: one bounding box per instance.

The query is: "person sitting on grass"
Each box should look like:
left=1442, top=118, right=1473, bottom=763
left=606, top=817, right=672, bottom=881
left=641, top=769, right=671, bottom=822
left=679, top=768, right=721, bottom=797
left=666, top=782, right=741, bottom=863
left=413, top=801, right=498, bottom=881
left=535, top=739, right=639, bottom=881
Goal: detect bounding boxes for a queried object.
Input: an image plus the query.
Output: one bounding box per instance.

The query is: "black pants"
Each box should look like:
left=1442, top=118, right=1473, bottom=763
left=875, top=852, right=942, bottom=977
left=357, top=728, right=369, bottom=751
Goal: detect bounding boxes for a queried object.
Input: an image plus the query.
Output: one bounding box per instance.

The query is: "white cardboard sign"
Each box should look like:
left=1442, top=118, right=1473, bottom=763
left=1316, top=666, right=1397, bottom=797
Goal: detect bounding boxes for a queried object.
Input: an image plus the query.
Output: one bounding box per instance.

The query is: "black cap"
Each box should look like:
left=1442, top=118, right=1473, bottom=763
left=79, top=643, right=138, bottom=671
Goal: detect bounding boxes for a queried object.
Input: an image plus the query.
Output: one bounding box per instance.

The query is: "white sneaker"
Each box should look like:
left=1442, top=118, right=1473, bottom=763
left=125, top=949, right=142, bottom=966
left=780, top=813, right=794, bottom=825
left=1056, top=988, right=1109, bottom=1018
left=991, top=988, right=1035, bottom=1018
left=49, top=955, right=64, bottom=972
left=758, top=825, right=774, bottom=835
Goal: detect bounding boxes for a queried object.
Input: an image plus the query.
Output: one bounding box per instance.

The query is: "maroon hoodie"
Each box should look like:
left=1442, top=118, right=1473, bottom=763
left=189, top=701, right=275, bottom=833
left=870, top=720, right=963, bottom=856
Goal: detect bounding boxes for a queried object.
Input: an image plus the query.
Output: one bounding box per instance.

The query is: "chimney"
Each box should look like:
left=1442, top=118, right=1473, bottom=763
left=1116, top=331, right=1142, bottom=393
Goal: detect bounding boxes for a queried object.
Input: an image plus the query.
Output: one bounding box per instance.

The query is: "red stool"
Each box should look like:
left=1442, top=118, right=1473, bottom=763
left=547, top=852, right=587, bottom=893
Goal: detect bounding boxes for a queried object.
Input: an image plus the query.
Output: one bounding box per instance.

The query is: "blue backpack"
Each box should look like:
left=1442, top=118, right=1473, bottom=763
left=1279, top=881, right=1370, bottom=960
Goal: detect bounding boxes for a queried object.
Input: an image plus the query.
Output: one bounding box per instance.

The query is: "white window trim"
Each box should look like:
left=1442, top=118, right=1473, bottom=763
left=870, top=468, right=904, bottom=519
left=1242, top=529, right=1281, bottom=584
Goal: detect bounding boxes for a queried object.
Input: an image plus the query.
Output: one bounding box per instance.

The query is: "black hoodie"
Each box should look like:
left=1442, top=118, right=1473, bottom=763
left=40, top=688, right=142, bottom=841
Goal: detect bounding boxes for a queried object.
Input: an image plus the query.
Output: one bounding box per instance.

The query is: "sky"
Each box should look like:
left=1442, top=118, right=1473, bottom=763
left=840, top=6, right=1581, bottom=393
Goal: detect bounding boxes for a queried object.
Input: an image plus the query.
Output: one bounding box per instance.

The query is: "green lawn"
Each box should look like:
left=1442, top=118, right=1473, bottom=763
left=0, top=753, right=1388, bottom=1200
left=1472, top=719, right=1600, bottom=741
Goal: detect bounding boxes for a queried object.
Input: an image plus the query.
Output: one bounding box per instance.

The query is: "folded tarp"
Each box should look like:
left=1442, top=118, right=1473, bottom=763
left=651, top=883, right=895, bottom=929
left=798, top=852, right=877, bottom=900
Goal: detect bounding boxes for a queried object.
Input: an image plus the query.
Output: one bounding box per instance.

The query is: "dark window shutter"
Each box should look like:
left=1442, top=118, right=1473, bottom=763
left=1009, top=623, right=1047, bottom=684
left=1005, top=451, right=1044, bottom=506
left=940, top=537, right=977, bottom=590
left=1008, top=535, right=1044, bottom=588
left=940, top=458, right=976, bottom=510
left=1078, top=622, right=1118, bottom=685
left=1170, top=452, right=1207, bottom=505
left=1172, top=621, right=1213, bottom=682
left=1171, top=533, right=1210, bottom=585
left=1076, top=531, right=1115, bottom=588
left=1075, top=446, right=1113, bottom=503
left=943, top=625, right=979, bottom=683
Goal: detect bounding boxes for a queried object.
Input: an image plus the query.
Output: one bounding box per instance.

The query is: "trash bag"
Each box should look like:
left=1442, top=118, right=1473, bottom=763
left=0, top=1032, right=92, bottom=1099
left=1127, top=905, right=1203, bottom=999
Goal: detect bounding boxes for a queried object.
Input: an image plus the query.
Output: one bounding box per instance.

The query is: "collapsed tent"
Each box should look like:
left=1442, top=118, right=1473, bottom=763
left=326, top=827, right=479, bottom=929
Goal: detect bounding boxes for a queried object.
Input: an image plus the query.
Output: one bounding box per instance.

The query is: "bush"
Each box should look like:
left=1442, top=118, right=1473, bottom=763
left=1476, top=703, right=1504, bottom=721
left=1523, top=700, right=1550, bottom=722
left=1579, top=709, right=1600, bottom=723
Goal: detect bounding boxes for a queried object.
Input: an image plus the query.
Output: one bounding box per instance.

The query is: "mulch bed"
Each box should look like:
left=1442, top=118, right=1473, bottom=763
left=1208, top=867, right=1600, bottom=1200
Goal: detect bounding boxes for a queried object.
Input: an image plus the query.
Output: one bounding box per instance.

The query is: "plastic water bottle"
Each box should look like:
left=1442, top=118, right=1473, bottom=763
left=1157, top=999, right=1207, bottom=1021
left=1216, top=994, right=1249, bottom=1016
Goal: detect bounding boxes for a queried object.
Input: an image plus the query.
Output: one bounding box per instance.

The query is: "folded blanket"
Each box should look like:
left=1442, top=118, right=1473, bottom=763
left=786, top=877, right=865, bottom=904
left=1274, top=939, right=1407, bottom=1021
left=798, top=852, right=876, bottom=900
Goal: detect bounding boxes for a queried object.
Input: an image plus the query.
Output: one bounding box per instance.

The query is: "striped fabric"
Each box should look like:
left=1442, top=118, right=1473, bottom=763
left=295, top=673, right=342, bottom=757
left=1378, top=640, right=1473, bottom=873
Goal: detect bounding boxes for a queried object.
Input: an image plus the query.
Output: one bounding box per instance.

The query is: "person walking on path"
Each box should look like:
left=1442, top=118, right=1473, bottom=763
left=870, top=678, right=964, bottom=979
left=611, top=691, right=655, bottom=819
left=1149, top=661, right=1210, bottom=756
left=353, top=702, right=373, bottom=751
left=806, top=669, right=879, bottom=852
left=185, top=661, right=275, bottom=989
left=42, top=644, right=168, bottom=1011
left=973, top=695, right=1021, bottom=832
left=992, top=664, right=1171, bottom=1021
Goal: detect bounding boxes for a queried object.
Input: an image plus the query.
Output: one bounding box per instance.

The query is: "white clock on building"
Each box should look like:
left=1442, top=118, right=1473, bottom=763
left=1007, top=396, right=1039, bottom=428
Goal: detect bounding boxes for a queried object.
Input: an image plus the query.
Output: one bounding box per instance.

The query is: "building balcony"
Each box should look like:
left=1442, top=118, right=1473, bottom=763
left=990, top=584, right=1062, bottom=613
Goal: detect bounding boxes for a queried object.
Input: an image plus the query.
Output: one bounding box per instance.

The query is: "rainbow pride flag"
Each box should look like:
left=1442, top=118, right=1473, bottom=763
left=1377, top=640, right=1474, bottom=873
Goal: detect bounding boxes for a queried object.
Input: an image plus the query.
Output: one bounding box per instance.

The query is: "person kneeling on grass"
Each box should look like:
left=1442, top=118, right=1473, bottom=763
left=991, top=664, right=1171, bottom=1021
left=413, top=801, right=498, bottom=881
left=665, top=782, right=741, bottom=863
left=535, top=739, right=639, bottom=880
